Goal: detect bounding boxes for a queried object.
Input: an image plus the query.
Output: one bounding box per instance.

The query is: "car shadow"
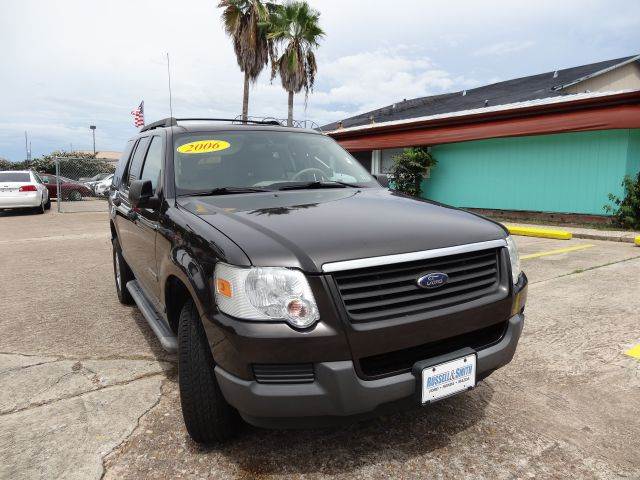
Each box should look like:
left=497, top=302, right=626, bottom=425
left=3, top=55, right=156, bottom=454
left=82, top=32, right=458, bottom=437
left=0, top=208, right=43, bottom=217
left=193, top=380, right=493, bottom=477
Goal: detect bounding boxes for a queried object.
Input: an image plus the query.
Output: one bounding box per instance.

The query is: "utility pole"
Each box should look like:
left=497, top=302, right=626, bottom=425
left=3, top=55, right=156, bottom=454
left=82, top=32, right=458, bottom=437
left=89, top=125, right=96, bottom=155
left=24, top=131, right=31, bottom=162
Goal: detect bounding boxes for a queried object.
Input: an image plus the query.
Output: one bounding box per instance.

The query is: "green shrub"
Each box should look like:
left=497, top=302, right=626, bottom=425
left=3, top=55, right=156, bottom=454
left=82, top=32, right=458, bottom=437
left=27, top=151, right=115, bottom=179
left=388, top=147, right=437, bottom=197
left=604, top=172, right=640, bottom=229
left=0, top=158, right=14, bottom=170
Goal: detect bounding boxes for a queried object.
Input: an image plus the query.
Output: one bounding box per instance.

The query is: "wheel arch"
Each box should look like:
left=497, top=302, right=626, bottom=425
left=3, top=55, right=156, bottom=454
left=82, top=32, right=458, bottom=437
left=165, top=274, right=197, bottom=334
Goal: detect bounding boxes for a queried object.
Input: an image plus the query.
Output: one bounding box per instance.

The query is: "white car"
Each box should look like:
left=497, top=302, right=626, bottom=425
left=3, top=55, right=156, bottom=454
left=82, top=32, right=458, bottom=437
left=93, top=174, right=114, bottom=197
left=0, top=170, right=50, bottom=213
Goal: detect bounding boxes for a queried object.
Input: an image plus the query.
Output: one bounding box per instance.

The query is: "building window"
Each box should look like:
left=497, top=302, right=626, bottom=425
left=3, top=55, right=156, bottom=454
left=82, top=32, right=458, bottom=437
left=380, top=148, right=404, bottom=174
left=350, top=150, right=373, bottom=173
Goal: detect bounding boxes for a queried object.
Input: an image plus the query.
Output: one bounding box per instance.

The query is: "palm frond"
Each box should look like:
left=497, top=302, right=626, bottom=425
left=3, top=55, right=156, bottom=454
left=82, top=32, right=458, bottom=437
left=269, top=1, right=323, bottom=95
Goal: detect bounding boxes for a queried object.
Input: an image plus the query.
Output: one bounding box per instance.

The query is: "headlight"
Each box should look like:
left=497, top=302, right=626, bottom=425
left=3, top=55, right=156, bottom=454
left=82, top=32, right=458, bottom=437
left=505, top=236, right=521, bottom=284
left=214, top=263, right=319, bottom=329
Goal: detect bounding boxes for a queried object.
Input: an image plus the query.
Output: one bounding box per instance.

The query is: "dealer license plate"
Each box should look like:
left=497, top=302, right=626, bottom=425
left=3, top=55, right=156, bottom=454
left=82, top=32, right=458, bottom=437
left=420, top=354, right=476, bottom=404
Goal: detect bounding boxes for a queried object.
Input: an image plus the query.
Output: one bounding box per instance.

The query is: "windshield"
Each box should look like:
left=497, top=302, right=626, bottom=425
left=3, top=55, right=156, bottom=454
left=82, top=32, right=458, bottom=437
left=173, top=131, right=377, bottom=195
left=0, top=172, right=30, bottom=182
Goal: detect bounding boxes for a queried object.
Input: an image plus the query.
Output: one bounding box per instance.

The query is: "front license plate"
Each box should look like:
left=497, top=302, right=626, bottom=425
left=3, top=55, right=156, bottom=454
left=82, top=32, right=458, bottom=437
left=421, top=354, right=476, bottom=404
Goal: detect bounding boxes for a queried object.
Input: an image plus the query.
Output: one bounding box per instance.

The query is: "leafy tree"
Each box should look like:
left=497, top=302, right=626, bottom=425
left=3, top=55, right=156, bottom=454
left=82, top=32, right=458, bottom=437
left=268, top=1, right=324, bottom=126
left=27, top=151, right=114, bottom=179
left=388, top=147, right=437, bottom=198
left=604, top=172, right=640, bottom=229
left=0, top=157, right=14, bottom=170
left=219, top=0, right=273, bottom=121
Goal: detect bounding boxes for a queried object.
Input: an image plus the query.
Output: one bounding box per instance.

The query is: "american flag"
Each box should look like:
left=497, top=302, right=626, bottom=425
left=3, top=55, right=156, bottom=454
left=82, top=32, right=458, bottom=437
left=131, top=101, right=144, bottom=128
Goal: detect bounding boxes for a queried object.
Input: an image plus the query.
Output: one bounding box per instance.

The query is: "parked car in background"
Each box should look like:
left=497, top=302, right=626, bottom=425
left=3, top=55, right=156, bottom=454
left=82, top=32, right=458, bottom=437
left=93, top=174, right=114, bottom=197
left=81, top=173, right=112, bottom=190
left=0, top=170, right=50, bottom=213
left=39, top=173, right=93, bottom=201
left=80, top=172, right=111, bottom=183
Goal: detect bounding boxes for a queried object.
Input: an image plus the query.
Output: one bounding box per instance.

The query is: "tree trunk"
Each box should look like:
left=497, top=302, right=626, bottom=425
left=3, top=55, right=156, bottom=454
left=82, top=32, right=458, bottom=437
left=287, top=90, right=294, bottom=126
left=242, top=73, right=250, bottom=121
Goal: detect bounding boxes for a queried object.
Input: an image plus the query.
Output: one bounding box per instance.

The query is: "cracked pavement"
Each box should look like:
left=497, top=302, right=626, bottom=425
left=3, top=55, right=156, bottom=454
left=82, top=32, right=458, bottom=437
left=1, top=209, right=639, bottom=479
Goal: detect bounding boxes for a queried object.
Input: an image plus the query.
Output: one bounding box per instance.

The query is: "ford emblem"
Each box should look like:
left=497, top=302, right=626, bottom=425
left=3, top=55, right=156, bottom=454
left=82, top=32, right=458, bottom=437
left=417, top=272, right=449, bottom=289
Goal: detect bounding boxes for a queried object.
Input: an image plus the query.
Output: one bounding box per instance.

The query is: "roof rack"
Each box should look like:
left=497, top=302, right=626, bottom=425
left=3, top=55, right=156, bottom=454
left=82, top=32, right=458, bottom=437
left=139, top=117, right=282, bottom=132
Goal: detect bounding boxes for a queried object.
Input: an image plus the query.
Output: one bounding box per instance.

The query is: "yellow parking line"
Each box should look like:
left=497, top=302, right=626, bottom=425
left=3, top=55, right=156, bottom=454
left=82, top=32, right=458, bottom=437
left=625, top=344, right=640, bottom=359
left=521, top=244, right=595, bottom=260
left=635, top=236, right=640, bottom=246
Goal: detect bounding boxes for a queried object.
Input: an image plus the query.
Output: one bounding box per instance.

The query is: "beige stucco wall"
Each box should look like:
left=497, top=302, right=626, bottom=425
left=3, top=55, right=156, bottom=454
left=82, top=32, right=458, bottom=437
left=565, top=61, right=640, bottom=93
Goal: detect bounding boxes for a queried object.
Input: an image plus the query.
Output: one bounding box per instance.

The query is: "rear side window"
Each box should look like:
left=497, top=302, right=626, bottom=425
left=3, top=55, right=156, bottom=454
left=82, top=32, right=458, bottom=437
left=139, top=136, right=163, bottom=192
left=126, top=137, right=151, bottom=187
left=113, top=140, right=135, bottom=188
left=0, top=172, right=30, bottom=182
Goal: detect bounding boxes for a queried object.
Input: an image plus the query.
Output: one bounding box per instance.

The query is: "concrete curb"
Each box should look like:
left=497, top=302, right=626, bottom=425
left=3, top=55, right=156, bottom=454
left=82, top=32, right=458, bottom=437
left=572, top=232, right=639, bottom=244
left=504, top=223, right=640, bottom=244
left=505, top=225, right=572, bottom=240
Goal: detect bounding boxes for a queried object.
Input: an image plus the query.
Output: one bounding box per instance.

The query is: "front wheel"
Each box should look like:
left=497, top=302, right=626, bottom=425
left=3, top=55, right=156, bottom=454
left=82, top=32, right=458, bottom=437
left=178, top=299, right=238, bottom=444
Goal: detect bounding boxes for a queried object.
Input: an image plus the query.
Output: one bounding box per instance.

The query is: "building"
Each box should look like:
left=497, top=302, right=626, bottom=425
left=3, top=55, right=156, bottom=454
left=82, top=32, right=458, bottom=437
left=324, top=55, right=640, bottom=219
left=78, top=150, right=122, bottom=167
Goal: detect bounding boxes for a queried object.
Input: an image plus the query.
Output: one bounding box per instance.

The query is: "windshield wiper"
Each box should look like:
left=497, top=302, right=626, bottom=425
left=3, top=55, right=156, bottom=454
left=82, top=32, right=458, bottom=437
left=278, top=181, right=363, bottom=191
left=186, top=186, right=271, bottom=196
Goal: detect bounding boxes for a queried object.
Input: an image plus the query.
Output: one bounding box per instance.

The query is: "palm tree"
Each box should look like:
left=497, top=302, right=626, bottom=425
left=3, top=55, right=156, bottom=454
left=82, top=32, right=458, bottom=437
left=218, top=0, right=273, bottom=121
left=268, top=1, right=324, bottom=126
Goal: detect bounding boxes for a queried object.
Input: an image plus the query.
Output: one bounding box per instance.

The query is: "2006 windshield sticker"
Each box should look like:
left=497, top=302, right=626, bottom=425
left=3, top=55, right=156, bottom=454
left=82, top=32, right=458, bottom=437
left=177, top=140, right=231, bottom=154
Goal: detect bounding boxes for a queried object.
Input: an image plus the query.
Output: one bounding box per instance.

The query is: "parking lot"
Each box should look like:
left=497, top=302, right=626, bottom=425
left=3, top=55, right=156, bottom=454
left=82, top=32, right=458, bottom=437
left=1, top=209, right=639, bottom=480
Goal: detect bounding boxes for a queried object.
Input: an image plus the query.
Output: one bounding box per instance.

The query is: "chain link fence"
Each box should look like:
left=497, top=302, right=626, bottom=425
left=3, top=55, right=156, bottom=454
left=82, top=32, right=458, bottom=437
left=48, top=157, right=115, bottom=212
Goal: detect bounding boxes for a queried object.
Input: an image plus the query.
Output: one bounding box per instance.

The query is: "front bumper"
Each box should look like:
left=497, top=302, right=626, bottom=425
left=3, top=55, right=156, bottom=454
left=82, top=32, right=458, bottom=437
left=216, top=312, right=524, bottom=428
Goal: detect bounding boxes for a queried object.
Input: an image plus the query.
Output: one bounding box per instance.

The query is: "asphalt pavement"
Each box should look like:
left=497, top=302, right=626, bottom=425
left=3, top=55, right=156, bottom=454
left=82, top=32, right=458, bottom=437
left=1, top=209, right=639, bottom=479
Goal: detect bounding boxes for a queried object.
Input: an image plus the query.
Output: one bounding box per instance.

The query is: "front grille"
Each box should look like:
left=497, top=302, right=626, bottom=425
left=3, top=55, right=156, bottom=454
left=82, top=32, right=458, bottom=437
left=332, top=248, right=502, bottom=322
left=359, top=321, right=508, bottom=378
left=252, top=363, right=315, bottom=384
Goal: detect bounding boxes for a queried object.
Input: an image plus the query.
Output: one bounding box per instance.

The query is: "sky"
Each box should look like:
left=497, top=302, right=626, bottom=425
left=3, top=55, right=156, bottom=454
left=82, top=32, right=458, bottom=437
left=0, top=0, right=639, bottom=161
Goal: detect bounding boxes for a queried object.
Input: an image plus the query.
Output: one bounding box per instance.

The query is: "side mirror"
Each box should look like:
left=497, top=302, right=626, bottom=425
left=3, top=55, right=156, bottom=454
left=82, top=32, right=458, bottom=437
left=373, top=174, right=390, bottom=188
left=129, top=180, right=160, bottom=209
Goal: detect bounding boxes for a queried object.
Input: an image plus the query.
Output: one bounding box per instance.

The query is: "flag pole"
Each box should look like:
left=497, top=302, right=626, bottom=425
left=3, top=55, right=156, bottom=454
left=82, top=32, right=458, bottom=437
left=166, top=52, right=174, bottom=118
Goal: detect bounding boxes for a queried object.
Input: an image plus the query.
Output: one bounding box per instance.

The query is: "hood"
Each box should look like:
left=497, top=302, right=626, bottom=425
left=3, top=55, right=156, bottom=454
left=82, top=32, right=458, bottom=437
left=179, top=188, right=507, bottom=273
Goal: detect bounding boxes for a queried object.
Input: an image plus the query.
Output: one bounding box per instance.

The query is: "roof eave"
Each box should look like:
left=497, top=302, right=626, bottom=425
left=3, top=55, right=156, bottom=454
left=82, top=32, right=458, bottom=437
left=328, top=90, right=640, bottom=139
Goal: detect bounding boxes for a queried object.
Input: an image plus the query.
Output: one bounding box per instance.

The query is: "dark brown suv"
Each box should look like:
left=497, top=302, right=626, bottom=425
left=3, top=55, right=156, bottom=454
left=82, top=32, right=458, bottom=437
left=109, top=117, right=527, bottom=443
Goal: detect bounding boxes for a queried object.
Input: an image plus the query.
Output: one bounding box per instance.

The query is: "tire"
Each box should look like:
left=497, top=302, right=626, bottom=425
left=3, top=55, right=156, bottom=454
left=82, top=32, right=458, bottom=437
left=35, top=196, right=45, bottom=214
left=45, top=197, right=51, bottom=210
left=178, top=299, right=238, bottom=444
left=112, top=237, right=134, bottom=305
left=69, top=190, right=82, bottom=201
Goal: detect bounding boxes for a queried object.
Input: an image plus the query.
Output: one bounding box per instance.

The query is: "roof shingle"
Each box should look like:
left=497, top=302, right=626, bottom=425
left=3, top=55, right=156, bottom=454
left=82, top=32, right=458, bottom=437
left=322, top=55, right=638, bottom=131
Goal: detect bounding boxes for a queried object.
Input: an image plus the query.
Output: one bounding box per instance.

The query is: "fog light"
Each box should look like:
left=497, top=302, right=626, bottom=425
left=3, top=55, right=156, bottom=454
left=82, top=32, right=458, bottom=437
left=284, top=298, right=315, bottom=328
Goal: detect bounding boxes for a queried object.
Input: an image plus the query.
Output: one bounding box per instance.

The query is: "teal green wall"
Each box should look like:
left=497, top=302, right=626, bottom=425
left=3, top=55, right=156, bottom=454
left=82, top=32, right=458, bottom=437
left=626, top=129, right=640, bottom=177
left=423, top=129, right=640, bottom=215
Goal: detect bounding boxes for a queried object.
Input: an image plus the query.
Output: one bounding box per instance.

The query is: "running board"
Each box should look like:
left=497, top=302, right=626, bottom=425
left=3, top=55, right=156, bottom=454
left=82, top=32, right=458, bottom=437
left=126, top=280, right=178, bottom=353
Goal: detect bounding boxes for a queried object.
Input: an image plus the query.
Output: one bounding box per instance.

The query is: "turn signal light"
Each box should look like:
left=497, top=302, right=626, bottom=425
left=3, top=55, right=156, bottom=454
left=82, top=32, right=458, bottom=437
left=19, top=185, right=37, bottom=192
left=216, top=278, right=233, bottom=298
